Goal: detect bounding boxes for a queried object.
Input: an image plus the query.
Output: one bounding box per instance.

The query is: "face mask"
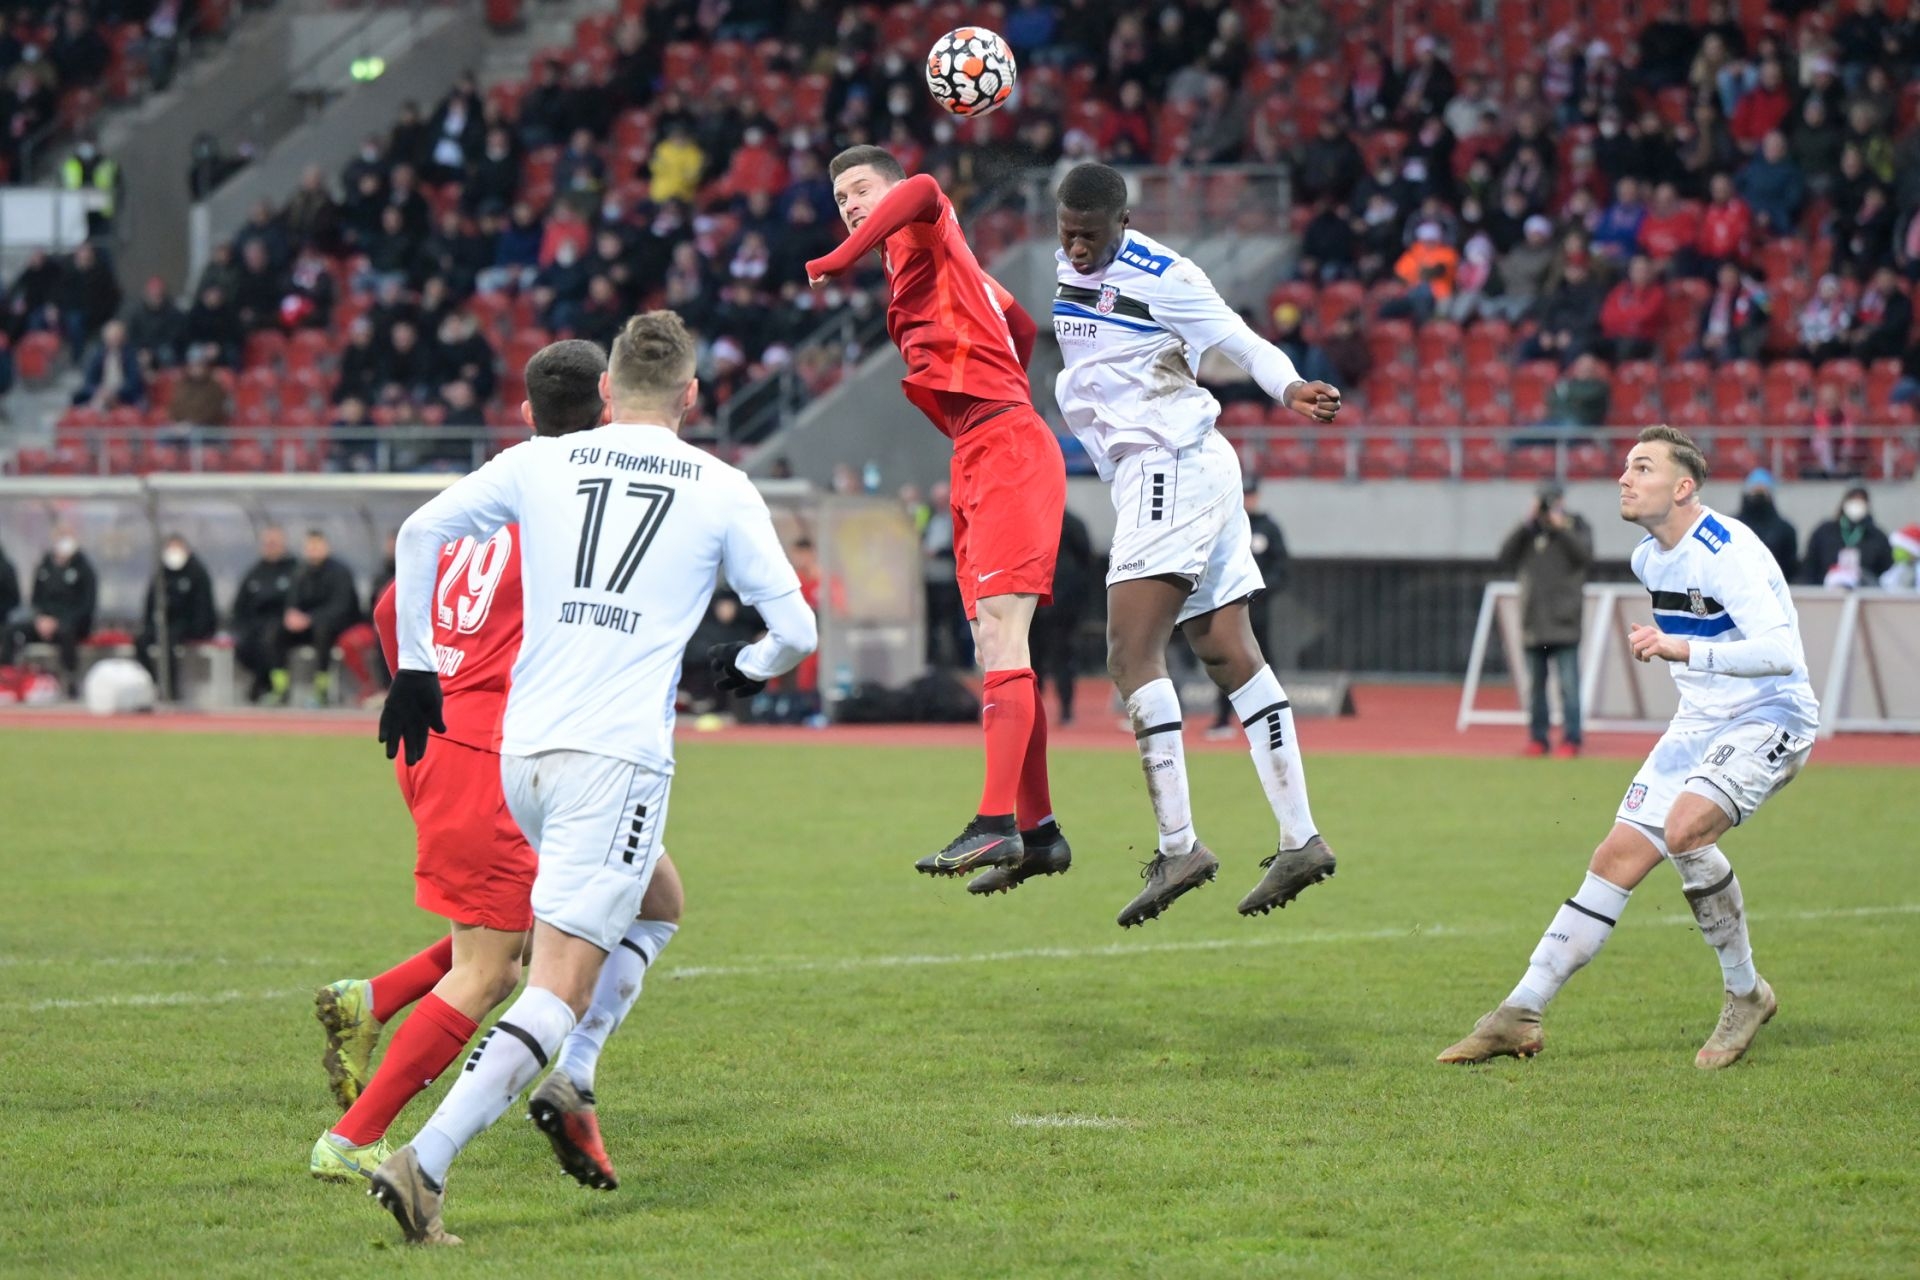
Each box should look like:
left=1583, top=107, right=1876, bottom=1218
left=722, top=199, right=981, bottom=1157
left=54, top=537, right=77, bottom=559
left=162, top=547, right=189, bottom=572
left=1843, top=499, right=1869, bottom=523
left=1599, top=120, right=1619, bottom=137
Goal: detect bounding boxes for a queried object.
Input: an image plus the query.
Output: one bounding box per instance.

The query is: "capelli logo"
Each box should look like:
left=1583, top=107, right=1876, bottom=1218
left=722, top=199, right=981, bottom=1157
left=1116, top=559, right=1146, bottom=572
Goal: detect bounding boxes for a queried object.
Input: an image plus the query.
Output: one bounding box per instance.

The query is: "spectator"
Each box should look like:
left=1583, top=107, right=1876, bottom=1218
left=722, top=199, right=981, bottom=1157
left=1677, top=99, right=1738, bottom=194
left=232, top=201, right=291, bottom=272
left=1498, top=482, right=1593, bottom=756
left=1319, top=308, right=1373, bottom=388
left=650, top=120, right=705, bottom=204
left=167, top=345, right=231, bottom=427
left=1789, top=97, right=1846, bottom=196
left=284, top=165, right=342, bottom=252
left=1736, top=469, right=1800, bottom=580
left=1294, top=113, right=1364, bottom=205
left=231, top=240, right=285, bottom=333
left=519, top=60, right=570, bottom=148
left=1689, top=261, right=1771, bottom=362
left=1636, top=180, right=1699, bottom=266
left=362, top=206, right=419, bottom=291
left=1802, top=487, right=1895, bottom=586
left=427, top=79, right=485, bottom=184
left=268, top=529, right=363, bottom=704
left=1392, top=221, right=1459, bottom=308
left=138, top=533, right=217, bottom=700
left=1445, top=234, right=1500, bottom=321
left=232, top=526, right=298, bottom=702
left=1497, top=214, right=1560, bottom=322
left=184, top=283, right=243, bottom=368
left=52, top=243, right=121, bottom=352
left=1344, top=42, right=1399, bottom=126
left=1882, top=524, right=1920, bottom=591
left=477, top=202, right=543, bottom=294
left=720, top=124, right=788, bottom=201
left=1693, top=171, right=1753, bottom=273
left=1598, top=254, right=1667, bottom=360
left=464, top=127, right=521, bottom=215
left=1809, top=382, right=1864, bottom=477
left=1, top=527, right=97, bottom=693
left=1798, top=274, right=1855, bottom=363
left=376, top=319, right=428, bottom=404
left=49, top=7, right=109, bottom=88
left=4, top=249, right=61, bottom=342
left=60, top=134, right=118, bottom=237
left=72, top=319, right=144, bottom=410
left=1028, top=509, right=1092, bottom=727
left=1591, top=177, right=1648, bottom=263
left=429, top=311, right=496, bottom=404
left=553, top=126, right=606, bottom=199
left=1851, top=265, right=1914, bottom=359
left=1207, top=478, right=1291, bottom=735
left=123, top=276, right=187, bottom=370
left=1295, top=200, right=1357, bottom=282
left=1730, top=58, right=1793, bottom=150
left=0, top=540, right=17, bottom=626
left=1832, top=183, right=1896, bottom=275
left=1543, top=351, right=1611, bottom=426
left=1737, top=130, right=1807, bottom=235
left=281, top=246, right=337, bottom=331
left=1523, top=256, right=1604, bottom=362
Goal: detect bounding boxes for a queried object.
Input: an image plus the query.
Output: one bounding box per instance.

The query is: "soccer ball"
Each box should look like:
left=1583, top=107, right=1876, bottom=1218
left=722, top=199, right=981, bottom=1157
left=925, top=27, right=1017, bottom=118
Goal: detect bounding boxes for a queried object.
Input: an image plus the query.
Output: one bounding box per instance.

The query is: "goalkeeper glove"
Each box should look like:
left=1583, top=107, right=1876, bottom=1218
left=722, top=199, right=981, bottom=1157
left=379, top=669, right=446, bottom=765
left=708, top=641, right=767, bottom=697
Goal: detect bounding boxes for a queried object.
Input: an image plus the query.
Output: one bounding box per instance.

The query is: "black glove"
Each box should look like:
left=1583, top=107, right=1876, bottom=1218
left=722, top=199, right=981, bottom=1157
left=708, top=641, right=767, bottom=697
left=379, top=669, right=446, bottom=765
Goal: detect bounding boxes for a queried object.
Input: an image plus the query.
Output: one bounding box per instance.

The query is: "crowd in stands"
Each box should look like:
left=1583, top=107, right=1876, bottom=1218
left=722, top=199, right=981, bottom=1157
left=2, top=0, right=209, bottom=183
left=4, top=0, right=1920, bottom=480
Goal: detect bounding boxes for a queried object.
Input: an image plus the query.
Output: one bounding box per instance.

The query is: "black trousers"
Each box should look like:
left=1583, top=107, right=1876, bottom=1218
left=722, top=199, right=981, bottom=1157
left=4, top=620, right=82, bottom=687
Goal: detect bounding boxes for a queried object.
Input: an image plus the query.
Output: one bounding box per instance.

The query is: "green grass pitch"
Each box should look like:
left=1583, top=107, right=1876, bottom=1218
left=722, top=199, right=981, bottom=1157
left=2, top=729, right=1915, bottom=1278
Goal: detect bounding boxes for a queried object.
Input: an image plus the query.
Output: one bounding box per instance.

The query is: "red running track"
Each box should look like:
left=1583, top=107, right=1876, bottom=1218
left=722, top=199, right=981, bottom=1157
left=3, top=681, right=1915, bottom=767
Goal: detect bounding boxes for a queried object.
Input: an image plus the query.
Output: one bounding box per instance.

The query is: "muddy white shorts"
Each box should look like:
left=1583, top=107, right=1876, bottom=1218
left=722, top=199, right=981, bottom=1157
left=1617, top=716, right=1813, bottom=830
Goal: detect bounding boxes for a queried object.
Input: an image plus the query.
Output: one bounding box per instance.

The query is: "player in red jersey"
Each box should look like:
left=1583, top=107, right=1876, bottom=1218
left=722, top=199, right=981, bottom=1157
left=308, top=341, right=683, bottom=1189
left=806, top=145, right=1071, bottom=888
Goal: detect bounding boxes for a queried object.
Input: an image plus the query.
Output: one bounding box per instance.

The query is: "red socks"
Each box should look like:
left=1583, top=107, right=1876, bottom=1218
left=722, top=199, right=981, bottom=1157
left=331, top=993, right=478, bottom=1146
left=979, top=667, right=1038, bottom=817
left=1016, top=689, right=1053, bottom=831
left=369, top=936, right=454, bottom=1023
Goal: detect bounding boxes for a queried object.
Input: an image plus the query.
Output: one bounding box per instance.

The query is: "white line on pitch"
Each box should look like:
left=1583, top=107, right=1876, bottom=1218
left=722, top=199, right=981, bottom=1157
left=1010, top=1115, right=1132, bottom=1129
left=11, top=903, right=1917, bottom=1013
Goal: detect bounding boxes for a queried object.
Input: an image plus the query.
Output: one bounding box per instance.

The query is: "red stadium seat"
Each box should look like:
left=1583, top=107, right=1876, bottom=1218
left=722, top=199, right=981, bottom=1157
left=1867, top=359, right=1903, bottom=414
left=15, top=332, right=61, bottom=384
left=1462, top=436, right=1508, bottom=478
left=1462, top=319, right=1512, bottom=367
left=1416, top=320, right=1462, bottom=372
left=1358, top=437, right=1411, bottom=478
left=1510, top=362, right=1558, bottom=424
left=1309, top=437, right=1350, bottom=478
left=1410, top=437, right=1455, bottom=478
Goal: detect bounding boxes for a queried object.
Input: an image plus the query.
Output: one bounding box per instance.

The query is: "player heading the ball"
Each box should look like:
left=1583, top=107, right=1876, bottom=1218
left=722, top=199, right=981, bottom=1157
left=807, top=147, right=1071, bottom=891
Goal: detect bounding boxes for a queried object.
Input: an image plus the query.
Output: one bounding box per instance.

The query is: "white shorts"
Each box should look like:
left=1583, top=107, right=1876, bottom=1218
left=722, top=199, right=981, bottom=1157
left=1106, top=431, right=1262, bottom=625
left=501, top=750, right=671, bottom=953
left=1617, top=717, right=1813, bottom=830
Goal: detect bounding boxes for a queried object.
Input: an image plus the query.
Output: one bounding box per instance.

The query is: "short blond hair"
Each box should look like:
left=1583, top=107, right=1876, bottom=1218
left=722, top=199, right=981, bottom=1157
left=1638, top=423, right=1708, bottom=487
left=609, top=311, right=696, bottom=411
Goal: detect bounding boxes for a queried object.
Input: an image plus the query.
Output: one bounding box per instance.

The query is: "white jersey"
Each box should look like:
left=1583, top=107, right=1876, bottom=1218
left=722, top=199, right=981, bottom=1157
left=1632, top=506, right=1820, bottom=740
left=1051, top=231, right=1251, bottom=480
left=394, top=422, right=801, bottom=772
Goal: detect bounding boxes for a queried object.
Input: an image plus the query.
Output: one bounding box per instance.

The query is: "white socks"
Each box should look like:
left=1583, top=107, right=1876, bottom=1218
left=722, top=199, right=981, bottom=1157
left=1227, top=667, right=1318, bottom=848
left=1125, top=679, right=1195, bottom=856
left=1672, top=844, right=1757, bottom=996
left=1509, top=872, right=1632, bottom=1012
left=554, top=919, right=679, bottom=1092
left=412, top=985, right=576, bottom=1184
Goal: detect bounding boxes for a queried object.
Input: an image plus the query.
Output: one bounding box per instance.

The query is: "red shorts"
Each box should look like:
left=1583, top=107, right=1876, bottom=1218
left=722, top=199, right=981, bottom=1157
left=395, top=737, right=536, bottom=932
left=949, top=403, right=1067, bottom=620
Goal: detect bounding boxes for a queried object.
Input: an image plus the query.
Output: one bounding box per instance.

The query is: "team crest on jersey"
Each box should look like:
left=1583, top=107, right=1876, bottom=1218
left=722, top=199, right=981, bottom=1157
left=1688, top=588, right=1707, bottom=616
left=1624, top=783, right=1647, bottom=812
left=1096, top=283, right=1119, bottom=315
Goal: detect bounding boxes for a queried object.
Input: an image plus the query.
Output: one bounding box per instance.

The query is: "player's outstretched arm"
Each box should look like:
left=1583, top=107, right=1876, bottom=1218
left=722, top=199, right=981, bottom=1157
left=710, top=480, right=819, bottom=692
left=1153, top=259, right=1341, bottom=423
left=806, top=173, right=944, bottom=283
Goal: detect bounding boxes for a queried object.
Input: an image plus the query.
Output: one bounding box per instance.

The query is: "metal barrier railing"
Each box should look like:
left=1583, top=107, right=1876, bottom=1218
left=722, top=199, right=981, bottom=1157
left=11, top=421, right=1918, bottom=481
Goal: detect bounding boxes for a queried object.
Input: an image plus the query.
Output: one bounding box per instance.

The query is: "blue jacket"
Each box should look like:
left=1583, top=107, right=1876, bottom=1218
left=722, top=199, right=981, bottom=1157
left=72, top=343, right=145, bottom=408
left=1736, top=157, right=1807, bottom=230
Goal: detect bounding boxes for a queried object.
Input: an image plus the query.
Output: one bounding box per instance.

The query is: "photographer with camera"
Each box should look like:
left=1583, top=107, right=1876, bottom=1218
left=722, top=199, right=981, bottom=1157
left=1498, top=481, right=1594, bottom=757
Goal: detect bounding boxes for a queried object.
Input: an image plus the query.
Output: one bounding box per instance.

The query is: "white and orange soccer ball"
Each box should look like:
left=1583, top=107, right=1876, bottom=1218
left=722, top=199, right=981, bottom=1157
left=925, top=27, right=1017, bottom=118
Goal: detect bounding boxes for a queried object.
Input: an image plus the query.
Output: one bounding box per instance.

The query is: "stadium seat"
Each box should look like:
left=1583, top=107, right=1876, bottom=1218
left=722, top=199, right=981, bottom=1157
left=1462, top=435, right=1508, bottom=478
left=1416, top=320, right=1463, bottom=372
left=1866, top=359, right=1903, bottom=414
left=1409, top=436, right=1455, bottom=478
left=1358, top=437, right=1410, bottom=478
left=1309, top=437, right=1350, bottom=479
left=1567, top=440, right=1614, bottom=479
left=1510, top=362, right=1557, bottom=424
left=15, top=332, right=61, bottom=384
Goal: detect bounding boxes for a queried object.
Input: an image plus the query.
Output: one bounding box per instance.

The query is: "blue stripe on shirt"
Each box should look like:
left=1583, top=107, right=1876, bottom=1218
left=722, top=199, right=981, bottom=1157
left=1050, top=302, right=1163, bottom=334
left=1653, top=611, right=1738, bottom=637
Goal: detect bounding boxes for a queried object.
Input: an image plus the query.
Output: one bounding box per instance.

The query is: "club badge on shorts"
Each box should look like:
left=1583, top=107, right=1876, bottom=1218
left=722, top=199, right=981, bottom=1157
left=1624, top=783, right=1648, bottom=812
left=1097, top=283, right=1119, bottom=315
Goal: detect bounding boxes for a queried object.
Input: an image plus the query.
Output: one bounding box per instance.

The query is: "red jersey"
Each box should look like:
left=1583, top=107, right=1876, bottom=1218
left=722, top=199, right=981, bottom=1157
left=374, top=526, right=523, bottom=752
left=807, top=173, right=1036, bottom=438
